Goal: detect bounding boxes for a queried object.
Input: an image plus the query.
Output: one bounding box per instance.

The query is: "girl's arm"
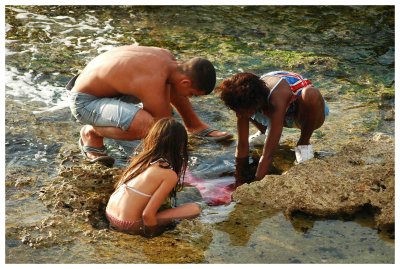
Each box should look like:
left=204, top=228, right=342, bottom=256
left=235, top=112, right=250, bottom=158
left=141, top=170, right=178, bottom=236
left=255, top=88, right=291, bottom=180
left=234, top=113, right=252, bottom=184
left=255, top=109, right=285, bottom=180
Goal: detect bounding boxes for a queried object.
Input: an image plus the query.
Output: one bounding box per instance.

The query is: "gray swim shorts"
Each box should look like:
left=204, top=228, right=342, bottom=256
left=67, top=74, right=143, bottom=133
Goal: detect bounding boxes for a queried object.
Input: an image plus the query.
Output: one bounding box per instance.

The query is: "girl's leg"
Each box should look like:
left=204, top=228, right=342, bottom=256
left=248, top=118, right=268, bottom=146
left=250, top=118, right=267, bottom=133
left=295, top=86, right=325, bottom=145
left=156, top=203, right=201, bottom=226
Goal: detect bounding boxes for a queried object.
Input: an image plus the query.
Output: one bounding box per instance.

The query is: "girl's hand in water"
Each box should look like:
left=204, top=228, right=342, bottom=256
left=142, top=225, right=163, bottom=238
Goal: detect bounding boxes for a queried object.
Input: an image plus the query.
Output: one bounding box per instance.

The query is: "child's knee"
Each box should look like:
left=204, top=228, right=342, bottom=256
left=300, top=88, right=325, bottom=116
left=302, top=87, right=323, bottom=103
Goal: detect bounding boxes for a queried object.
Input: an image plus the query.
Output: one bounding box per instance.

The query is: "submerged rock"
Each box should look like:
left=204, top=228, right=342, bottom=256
left=233, top=139, right=394, bottom=233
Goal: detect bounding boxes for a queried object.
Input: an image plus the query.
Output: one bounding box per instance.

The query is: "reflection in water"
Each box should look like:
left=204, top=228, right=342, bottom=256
left=208, top=203, right=394, bottom=263
left=215, top=203, right=279, bottom=246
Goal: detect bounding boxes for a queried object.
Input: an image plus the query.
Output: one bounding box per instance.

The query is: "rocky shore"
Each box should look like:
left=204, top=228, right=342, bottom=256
left=233, top=136, right=394, bottom=234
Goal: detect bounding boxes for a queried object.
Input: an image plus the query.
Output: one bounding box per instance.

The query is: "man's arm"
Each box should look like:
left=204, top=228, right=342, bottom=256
left=142, top=94, right=172, bottom=121
left=170, top=92, right=204, bottom=130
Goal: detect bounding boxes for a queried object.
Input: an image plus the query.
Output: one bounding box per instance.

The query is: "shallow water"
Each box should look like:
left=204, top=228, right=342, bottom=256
left=5, top=6, right=394, bottom=263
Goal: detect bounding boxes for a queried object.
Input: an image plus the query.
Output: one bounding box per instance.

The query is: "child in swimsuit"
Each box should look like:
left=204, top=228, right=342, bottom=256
left=106, top=118, right=201, bottom=238
left=216, top=71, right=329, bottom=182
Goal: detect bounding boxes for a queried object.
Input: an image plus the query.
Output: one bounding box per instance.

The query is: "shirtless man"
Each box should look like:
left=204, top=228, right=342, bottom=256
left=67, top=45, right=232, bottom=166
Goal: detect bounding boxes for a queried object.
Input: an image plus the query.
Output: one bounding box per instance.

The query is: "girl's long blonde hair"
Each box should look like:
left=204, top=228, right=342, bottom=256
left=115, top=118, right=188, bottom=197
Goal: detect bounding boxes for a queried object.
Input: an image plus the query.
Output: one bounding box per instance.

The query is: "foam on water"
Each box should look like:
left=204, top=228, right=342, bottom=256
left=5, top=7, right=136, bottom=112
left=6, top=66, right=68, bottom=110
left=7, top=6, right=122, bottom=54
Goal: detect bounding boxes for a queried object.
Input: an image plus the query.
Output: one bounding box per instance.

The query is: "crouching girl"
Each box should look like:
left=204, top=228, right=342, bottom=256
left=217, top=71, right=329, bottom=181
left=106, top=118, right=201, bottom=238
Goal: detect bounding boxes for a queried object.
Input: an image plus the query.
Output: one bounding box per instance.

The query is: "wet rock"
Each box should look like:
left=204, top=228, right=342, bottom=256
left=16, top=215, right=76, bottom=248
left=372, top=132, right=393, bottom=142
left=380, top=90, right=394, bottom=101
left=377, top=47, right=394, bottom=66
left=14, top=176, right=36, bottom=188
left=383, top=109, right=395, bottom=121
left=233, top=139, right=394, bottom=233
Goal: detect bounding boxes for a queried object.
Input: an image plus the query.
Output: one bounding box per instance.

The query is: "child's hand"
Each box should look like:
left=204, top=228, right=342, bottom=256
left=234, top=157, right=256, bottom=185
left=142, top=225, right=163, bottom=238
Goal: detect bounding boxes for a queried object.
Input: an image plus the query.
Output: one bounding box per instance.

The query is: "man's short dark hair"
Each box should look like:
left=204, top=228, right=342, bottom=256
left=180, top=57, right=216, bottom=94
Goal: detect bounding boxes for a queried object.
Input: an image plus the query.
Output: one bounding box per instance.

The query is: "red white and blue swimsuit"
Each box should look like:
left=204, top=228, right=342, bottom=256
left=263, top=71, right=312, bottom=94
left=251, top=71, right=329, bottom=128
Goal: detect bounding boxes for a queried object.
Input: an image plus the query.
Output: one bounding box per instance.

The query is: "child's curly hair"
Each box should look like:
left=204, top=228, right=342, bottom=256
left=216, top=72, right=269, bottom=112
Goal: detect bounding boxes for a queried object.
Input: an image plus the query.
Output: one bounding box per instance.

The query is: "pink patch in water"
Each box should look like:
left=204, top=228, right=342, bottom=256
left=185, top=170, right=236, bottom=206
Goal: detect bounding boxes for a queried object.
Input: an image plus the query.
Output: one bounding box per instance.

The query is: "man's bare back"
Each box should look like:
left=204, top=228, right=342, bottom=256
left=72, top=45, right=176, bottom=98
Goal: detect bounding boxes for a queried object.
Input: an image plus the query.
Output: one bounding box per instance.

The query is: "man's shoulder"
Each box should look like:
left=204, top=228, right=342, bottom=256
left=105, top=45, right=170, bottom=57
left=125, top=45, right=172, bottom=55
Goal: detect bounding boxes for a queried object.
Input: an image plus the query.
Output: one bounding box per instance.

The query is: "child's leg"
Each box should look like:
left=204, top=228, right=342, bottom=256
left=250, top=118, right=267, bottom=133
left=295, top=86, right=326, bottom=145
left=156, top=203, right=201, bottom=226
left=248, top=118, right=268, bottom=146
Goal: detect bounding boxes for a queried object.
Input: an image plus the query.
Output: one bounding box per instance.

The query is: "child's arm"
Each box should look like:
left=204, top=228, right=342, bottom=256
left=255, top=89, right=291, bottom=180
left=141, top=170, right=178, bottom=236
left=255, top=110, right=285, bottom=179
left=235, top=112, right=250, bottom=158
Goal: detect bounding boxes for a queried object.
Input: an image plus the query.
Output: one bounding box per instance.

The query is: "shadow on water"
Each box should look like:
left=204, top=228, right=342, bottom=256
left=5, top=5, right=394, bottom=263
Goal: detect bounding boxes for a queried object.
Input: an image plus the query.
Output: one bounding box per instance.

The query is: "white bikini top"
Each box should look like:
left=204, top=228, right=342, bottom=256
left=120, top=183, right=152, bottom=198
